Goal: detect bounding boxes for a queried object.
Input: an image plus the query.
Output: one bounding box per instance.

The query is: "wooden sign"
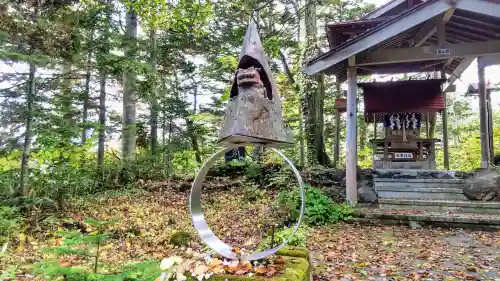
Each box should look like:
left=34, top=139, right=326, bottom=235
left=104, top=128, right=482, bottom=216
left=335, top=98, right=347, bottom=112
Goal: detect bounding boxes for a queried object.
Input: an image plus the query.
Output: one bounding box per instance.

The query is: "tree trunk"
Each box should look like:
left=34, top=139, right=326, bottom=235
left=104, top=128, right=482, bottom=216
left=291, top=0, right=305, bottom=167
left=19, top=1, right=39, bottom=196
left=359, top=115, right=367, bottom=149
left=97, top=72, right=106, bottom=173
left=81, top=44, right=92, bottom=144
left=300, top=0, right=330, bottom=167
left=187, top=85, right=201, bottom=164
left=97, top=1, right=110, bottom=175
left=149, top=29, right=158, bottom=156
left=122, top=8, right=138, bottom=174
left=19, top=63, right=36, bottom=196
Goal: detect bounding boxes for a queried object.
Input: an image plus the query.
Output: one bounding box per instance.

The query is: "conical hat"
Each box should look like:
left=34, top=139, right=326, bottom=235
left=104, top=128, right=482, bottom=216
left=218, top=20, right=293, bottom=146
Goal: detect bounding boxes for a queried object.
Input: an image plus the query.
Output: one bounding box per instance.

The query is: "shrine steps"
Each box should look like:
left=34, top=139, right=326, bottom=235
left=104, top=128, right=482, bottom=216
left=374, top=178, right=468, bottom=200
left=378, top=198, right=500, bottom=214
left=352, top=208, right=500, bottom=231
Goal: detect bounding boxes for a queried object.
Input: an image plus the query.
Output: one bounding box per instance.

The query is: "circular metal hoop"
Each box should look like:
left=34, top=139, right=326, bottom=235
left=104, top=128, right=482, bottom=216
left=189, top=143, right=305, bottom=261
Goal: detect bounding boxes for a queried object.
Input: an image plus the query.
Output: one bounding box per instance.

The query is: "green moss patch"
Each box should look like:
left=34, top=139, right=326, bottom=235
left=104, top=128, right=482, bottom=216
left=185, top=255, right=309, bottom=281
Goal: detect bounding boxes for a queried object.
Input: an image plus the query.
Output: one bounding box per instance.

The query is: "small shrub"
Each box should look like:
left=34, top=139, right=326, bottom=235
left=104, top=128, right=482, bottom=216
left=276, top=185, right=354, bottom=226
left=169, top=231, right=193, bottom=247
left=33, top=217, right=120, bottom=278
left=0, top=206, right=23, bottom=247
left=242, top=184, right=267, bottom=202
left=265, top=167, right=296, bottom=189
left=259, top=225, right=309, bottom=250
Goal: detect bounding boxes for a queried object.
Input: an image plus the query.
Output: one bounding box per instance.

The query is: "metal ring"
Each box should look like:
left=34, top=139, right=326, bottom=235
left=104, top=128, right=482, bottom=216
left=189, top=143, right=305, bottom=261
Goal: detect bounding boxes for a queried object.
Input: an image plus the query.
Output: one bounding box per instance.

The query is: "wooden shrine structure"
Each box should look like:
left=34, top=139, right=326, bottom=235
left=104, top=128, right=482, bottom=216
left=303, top=0, right=500, bottom=203
left=362, top=79, right=445, bottom=170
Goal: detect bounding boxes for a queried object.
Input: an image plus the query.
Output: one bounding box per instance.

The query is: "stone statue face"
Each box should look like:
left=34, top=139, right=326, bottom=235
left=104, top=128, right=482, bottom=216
left=235, top=66, right=267, bottom=99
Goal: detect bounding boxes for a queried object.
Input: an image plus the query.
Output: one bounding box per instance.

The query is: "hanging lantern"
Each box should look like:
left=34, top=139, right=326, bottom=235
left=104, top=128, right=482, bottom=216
left=217, top=21, right=293, bottom=146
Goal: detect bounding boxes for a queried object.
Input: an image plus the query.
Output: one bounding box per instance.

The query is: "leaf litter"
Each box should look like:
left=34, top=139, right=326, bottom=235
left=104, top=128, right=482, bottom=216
left=2, top=183, right=499, bottom=280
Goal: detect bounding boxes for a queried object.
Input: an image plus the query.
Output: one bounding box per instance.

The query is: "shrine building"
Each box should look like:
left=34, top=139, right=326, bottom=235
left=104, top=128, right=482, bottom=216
left=303, top=0, right=500, bottom=203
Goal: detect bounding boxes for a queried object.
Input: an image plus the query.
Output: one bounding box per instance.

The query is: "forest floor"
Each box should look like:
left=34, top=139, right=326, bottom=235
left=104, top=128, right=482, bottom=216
left=3, top=180, right=500, bottom=281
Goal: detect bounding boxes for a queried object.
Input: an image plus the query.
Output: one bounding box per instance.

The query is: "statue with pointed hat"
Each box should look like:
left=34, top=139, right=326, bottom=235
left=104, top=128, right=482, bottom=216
left=218, top=21, right=293, bottom=146
left=188, top=18, right=304, bottom=263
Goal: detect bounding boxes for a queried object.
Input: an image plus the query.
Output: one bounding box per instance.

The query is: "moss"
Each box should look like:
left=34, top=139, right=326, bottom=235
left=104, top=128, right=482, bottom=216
left=276, top=246, right=310, bottom=261
left=184, top=255, right=309, bottom=281
left=168, top=231, right=193, bottom=247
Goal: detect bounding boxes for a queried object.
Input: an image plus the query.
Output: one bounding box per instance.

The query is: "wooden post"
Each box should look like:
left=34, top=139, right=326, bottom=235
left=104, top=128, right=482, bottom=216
left=334, top=109, right=340, bottom=168
left=426, top=113, right=430, bottom=138
left=333, top=83, right=341, bottom=168
left=487, top=88, right=494, bottom=162
left=441, top=71, right=450, bottom=170
left=346, top=57, right=358, bottom=204
left=478, top=60, right=490, bottom=168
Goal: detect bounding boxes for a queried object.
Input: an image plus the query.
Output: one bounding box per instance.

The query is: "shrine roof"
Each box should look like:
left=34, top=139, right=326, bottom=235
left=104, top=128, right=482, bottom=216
left=304, top=0, right=500, bottom=83
left=361, top=79, right=446, bottom=120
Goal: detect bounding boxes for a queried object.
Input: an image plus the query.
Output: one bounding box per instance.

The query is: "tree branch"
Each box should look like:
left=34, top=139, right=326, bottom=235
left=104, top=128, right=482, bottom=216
left=278, top=49, right=295, bottom=85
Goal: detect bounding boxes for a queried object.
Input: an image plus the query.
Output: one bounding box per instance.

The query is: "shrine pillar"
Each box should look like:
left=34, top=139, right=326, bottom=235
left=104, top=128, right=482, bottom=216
left=478, top=58, right=490, bottom=168
left=441, top=70, right=450, bottom=170
left=487, top=88, right=494, bottom=162
left=346, top=57, right=357, bottom=203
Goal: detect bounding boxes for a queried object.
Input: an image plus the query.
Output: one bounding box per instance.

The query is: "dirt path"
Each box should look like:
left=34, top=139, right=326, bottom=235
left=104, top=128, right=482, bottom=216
left=309, top=224, right=500, bottom=280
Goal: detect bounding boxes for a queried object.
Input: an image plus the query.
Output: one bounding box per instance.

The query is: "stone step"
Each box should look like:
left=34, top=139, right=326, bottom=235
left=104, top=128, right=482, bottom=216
left=352, top=208, right=500, bottom=230
left=374, top=178, right=467, bottom=189
left=378, top=198, right=500, bottom=214
left=375, top=186, right=468, bottom=200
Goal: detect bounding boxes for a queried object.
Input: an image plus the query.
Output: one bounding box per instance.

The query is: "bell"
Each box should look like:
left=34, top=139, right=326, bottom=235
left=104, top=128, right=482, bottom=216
left=217, top=20, right=293, bottom=147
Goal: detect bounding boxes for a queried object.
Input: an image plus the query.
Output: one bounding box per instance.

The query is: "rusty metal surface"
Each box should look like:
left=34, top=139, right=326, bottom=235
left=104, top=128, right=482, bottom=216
left=218, top=21, right=293, bottom=146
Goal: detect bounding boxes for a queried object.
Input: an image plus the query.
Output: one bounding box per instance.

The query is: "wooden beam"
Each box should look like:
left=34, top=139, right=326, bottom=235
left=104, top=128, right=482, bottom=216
left=456, top=0, right=500, bottom=20
left=443, top=57, right=474, bottom=92
left=364, top=0, right=406, bottom=19
left=478, top=54, right=500, bottom=69
left=411, top=7, right=455, bottom=47
left=303, top=0, right=451, bottom=75
left=357, top=40, right=500, bottom=66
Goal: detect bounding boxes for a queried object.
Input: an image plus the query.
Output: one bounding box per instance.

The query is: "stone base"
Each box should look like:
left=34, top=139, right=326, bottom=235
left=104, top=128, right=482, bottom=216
left=192, top=247, right=311, bottom=281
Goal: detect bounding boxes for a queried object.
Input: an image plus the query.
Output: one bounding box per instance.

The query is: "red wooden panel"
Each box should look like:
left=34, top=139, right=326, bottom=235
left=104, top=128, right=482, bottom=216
left=335, top=98, right=347, bottom=112
left=361, top=79, right=445, bottom=115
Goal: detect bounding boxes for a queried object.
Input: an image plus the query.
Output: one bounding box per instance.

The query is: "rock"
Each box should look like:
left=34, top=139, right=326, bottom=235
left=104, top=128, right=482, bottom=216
left=358, top=183, right=378, bottom=203
left=455, top=171, right=475, bottom=179
left=323, top=185, right=346, bottom=203
left=169, top=231, right=194, bottom=247
left=409, top=221, right=422, bottom=229
left=416, top=172, right=434, bottom=179
left=358, top=168, right=374, bottom=182
left=431, top=171, right=454, bottom=179
left=463, top=169, right=500, bottom=201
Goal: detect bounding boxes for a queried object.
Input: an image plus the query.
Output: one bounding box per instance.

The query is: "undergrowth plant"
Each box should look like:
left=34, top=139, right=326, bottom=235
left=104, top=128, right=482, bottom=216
left=259, top=225, right=310, bottom=250
left=32, top=217, right=160, bottom=281
left=276, top=185, right=354, bottom=226
left=0, top=206, right=23, bottom=253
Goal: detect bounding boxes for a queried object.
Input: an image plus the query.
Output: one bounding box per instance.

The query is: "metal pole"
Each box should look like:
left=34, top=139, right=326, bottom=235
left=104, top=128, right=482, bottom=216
left=346, top=57, right=358, bottom=204
left=478, top=60, right=490, bottom=169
